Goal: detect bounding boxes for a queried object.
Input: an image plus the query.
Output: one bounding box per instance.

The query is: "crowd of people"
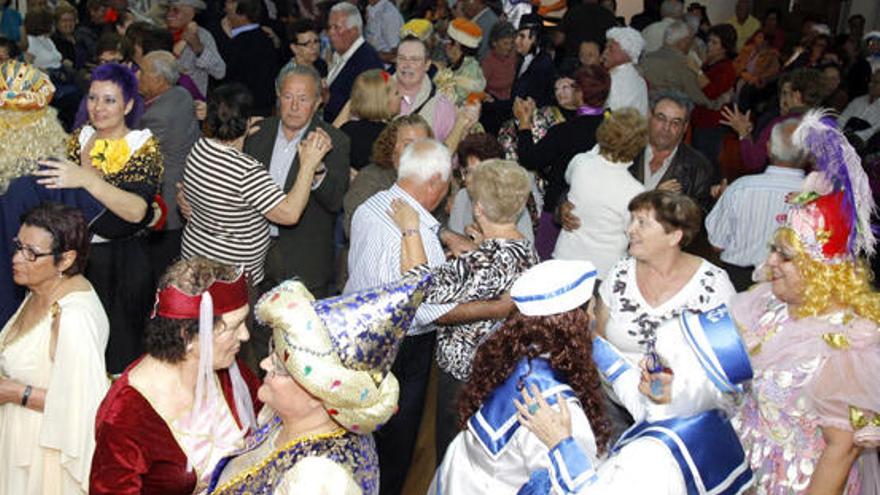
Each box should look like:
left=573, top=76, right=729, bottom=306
left=1, top=0, right=880, bottom=493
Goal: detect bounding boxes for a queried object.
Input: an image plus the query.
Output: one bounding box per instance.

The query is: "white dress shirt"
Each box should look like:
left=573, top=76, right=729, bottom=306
left=839, top=94, right=880, bottom=142
left=706, top=165, right=805, bottom=267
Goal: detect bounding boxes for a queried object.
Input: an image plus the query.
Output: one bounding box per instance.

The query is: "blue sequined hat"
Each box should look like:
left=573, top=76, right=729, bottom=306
left=510, top=260, right=598, bottom=316
left=256, top=270, right=431, bottom=433
left=677, top=304, right=753, bottom=394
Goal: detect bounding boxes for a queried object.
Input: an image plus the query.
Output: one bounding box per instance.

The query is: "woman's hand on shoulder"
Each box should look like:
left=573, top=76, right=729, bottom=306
left=388, top=198, right=420, bottom=231
left=515, top=385, right=572, bottom=450
left=34, top=158, right=100, bottom=190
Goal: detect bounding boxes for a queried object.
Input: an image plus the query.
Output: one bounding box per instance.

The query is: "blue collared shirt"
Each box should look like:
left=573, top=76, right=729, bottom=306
left=230, top=23, right=260, bottom=38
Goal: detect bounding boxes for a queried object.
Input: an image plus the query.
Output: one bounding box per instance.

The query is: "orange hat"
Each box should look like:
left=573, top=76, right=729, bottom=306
left=448, top=18, right=482, bottom=49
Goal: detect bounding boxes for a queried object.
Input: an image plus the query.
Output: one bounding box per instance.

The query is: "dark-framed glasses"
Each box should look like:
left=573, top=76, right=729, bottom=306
left=12, top=238, right=56, bottom=262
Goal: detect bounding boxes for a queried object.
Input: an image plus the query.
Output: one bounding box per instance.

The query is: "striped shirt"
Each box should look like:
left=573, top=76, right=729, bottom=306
left=705, top=166, right=805, bottom=267
left=181, top=138, right=286, bottom=285
left=345, top=184, right=455, bottom=335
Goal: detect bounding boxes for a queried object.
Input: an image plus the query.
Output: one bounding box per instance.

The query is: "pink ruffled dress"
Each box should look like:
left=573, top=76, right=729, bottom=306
left=730, top=283, right=880, bottom=494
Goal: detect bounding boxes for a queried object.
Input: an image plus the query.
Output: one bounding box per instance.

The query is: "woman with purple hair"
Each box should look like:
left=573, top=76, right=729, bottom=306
left=34, top=63, right=164, bottom=375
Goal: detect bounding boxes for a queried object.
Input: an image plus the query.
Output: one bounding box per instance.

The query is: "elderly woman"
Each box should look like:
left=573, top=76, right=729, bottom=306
left=434, top=18, right=486, bottom=106
left=390, top=159, right=540, bottom=462
left=554, top=108, right=648, bottom=279
left=481, top=22, right=517, bottom=102
left=337, top=69, right=402, bottom=171
left=514, top=64, right=611, bottom=259
left=428, top=260, right=610, bottom=493
left=0, top=203, right=109, bottom=494
left=34, top=63, right=163, bottom=374
left=90, top=257, right=260, bottom=495
left=207, top=270, right=430, bottom=494
left=597, top=190, right=735, bottom=432
left=342, top=114, right=433, bottom=238
left=691, top=24, right=738, bottom=167
left=731, top=112, right=880, bottom=494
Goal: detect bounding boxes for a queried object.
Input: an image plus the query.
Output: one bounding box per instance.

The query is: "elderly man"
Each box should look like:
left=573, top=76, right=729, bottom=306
left=641, top=0, right=683, bottom=53
left=165, top=0, right=225, bottom=96
left=706, top=119, right=806, bottom=291
left=603, top=27, right=648, bottom=115
left=325, top=2, right=383, bottom=123
left=640, top=20, right=724, bottom=109
left=138, top=50, right=200, bottom=277
left=347, top=138, right=511, bottom=495
left=365, top=0, right=404, bottom=63
left=244, top=64, right=350, bottom=300
left=395, top=36, right=458, bottom=142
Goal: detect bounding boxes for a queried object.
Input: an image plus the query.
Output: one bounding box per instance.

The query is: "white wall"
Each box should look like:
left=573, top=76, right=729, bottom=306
left=848, top=0, right=880, bottom=30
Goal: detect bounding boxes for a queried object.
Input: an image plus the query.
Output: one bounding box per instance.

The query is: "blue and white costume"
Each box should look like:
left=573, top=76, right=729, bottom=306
left=430, top=260, right=601, bottom=494
left=523, top=305, right=756, bottom=495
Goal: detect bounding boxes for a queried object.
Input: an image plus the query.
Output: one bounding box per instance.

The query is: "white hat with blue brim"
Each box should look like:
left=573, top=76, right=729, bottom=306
left=510, top=260, right=598, bottom=316
left=678, top=304, right=753, bottom=394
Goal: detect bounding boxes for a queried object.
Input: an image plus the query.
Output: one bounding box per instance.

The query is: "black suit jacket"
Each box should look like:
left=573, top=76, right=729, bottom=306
left=222, top=28, right=279, bottom=116
left=628, top=143, right=718, bottom=212
left=325, top=41, right=384, bottom=123
left=244, top=117, right=350, bottom=294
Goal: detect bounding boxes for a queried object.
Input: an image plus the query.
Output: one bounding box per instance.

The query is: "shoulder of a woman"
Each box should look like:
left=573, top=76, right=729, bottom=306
left=76, top=125, right=96, bottom=147
left=126, top=128, right=155, bottom=153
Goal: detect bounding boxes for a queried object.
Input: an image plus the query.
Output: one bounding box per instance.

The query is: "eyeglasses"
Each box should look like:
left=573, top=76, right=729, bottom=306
left=397, top=55, right=426, bottom=64
left=12, top=238, right=55, bottom=262
left=267, top=339, right=291, bottom=377
left=294, top=38, right=320, bottom=47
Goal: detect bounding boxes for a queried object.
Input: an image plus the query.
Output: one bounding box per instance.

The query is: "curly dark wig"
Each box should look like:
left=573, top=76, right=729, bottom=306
left=459, top=308, right=611, bottom=453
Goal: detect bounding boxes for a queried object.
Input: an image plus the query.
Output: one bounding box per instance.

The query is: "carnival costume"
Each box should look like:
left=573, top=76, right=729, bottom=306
left=208, top=270, right=431, bottom=495
left=520, top=304, right=755, bottom=495
left=430, top=260, right=602, bottom=494
left=0, top=61, right=103, bottom=323
left=730, top=110, right=880, bottom=494
left=90, top=269, right=259, bottom=495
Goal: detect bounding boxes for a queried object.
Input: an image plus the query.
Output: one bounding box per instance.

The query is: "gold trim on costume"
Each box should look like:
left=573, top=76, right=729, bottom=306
left=821, top=332, right=850, bottom=350
left=211, top=428, right=347, bottom=494
left=849, top=405, right=880, bottom=430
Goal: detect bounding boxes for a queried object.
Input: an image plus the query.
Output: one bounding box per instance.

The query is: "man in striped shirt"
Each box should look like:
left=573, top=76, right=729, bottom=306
left=705, top=118, right=807, bottom=291
left=347, top=138, right=513, bottom=495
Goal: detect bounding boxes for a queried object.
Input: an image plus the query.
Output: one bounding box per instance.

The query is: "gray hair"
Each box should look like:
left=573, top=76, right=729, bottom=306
left=397, top=138, right=452, bottom=183
left=329, top=2, right=362, bottom=33
left=769, top=118, right=807, bottom=165
left=275, top=63, right=322, bottom=98
left=649, top=89, right=694, bottom=118
left=144, top=50, right=180, bottom=85
left=660, top=0, right=683, bottom=18
left=663, top=19, right=692, bottom=46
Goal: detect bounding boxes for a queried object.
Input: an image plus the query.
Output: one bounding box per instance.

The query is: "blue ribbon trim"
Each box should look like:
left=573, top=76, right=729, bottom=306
left=613, top=410, right=754, bottom=495
left=549, top=436, right=597, bottom=493
left=592, top=336, right=633, bottom=383
left=511, top=270, right=598, bottom=303
left=469, top=358, right=577, bottom=458
left=680, top=306, right=752, bottom=394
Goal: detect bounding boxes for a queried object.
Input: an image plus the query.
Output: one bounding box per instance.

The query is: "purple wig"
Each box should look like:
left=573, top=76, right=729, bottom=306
left=73, top=63, right=145, bottom=130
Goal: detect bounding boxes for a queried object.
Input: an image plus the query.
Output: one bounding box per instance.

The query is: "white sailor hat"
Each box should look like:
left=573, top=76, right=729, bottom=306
left=676, top=304, right=753, bottom=394
left=510, top=260, right=598, bottom=316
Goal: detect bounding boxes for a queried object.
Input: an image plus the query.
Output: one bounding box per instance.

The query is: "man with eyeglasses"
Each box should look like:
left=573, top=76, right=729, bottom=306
left=560, top=91, right=716, bottom=236
left=395, top=36, right=458, bottom=142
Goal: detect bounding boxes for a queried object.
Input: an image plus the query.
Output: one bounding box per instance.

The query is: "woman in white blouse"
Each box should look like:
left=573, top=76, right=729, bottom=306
left=595, top=190, right=735, bottom=432
left=553, top=108, right=647, bottom=279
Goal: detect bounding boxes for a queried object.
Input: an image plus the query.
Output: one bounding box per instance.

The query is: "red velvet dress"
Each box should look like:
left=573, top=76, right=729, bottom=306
left=89, top=358, right=261, bottom=495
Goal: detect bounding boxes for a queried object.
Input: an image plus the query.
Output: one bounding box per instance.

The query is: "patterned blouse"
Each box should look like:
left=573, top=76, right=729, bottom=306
left=426, top=238, right=538, bottom=381
left=66, top=126, right=163, bottom=238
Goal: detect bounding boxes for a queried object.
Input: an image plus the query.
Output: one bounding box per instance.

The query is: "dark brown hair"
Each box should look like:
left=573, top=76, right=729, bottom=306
left=708, top=23, right=737, bottom=59
left=628, top=190, right=702, bottom=247
left=370, top=114, right=433, bottom=169
left=20, top=202, right=90, bottom=276
left=457, top=132, right=503, bottom=162
left=573, top=64, right=611, bottom=108
left=459, top=309, right=611, bottom=453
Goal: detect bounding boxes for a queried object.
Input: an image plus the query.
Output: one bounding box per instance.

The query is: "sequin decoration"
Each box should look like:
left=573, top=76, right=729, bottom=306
left=312, top=269, right=431, bottom=377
